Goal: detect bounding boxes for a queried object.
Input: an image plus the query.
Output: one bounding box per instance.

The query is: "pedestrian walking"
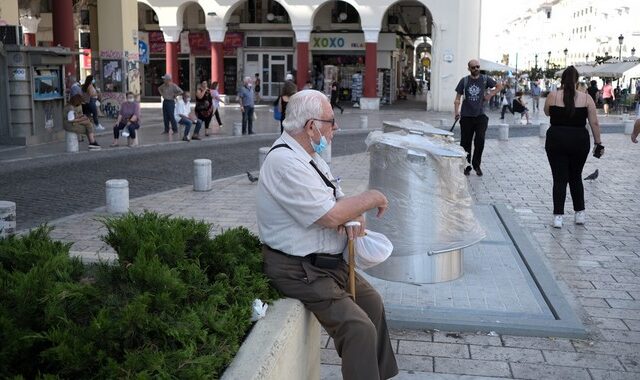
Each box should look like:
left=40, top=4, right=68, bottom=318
left=513, top=91, right=530, bottom=124
left=254, top=73, right=261, bottom=102
left=454, top=59, right=502, bottom=176
left=111, top=92, right=141, bottom=147
left=158, top=73, right=183, bottom=134
left=195, top=80, right=214, bottom=135
left=544, top=65, right=604, bottom=228
left=274, top=80, right=297, bottom=134
left=531, top=81, right=541, bottom=112
left=602, top=79, right=614, bottom=116
left=257, top=89, right=398, bottom=380
left=330, top=81, right=344, bottom=114
left=81, top=75, right=104, bottom=131
left=238, top=76, right=255, bottom=135
left=210, top=81, right=224, bottom=133
left=500, top=84, right=515, bottom=120
left=587, top=80, right=599, bottom=104
left=174, top=91, right=203, bottom=142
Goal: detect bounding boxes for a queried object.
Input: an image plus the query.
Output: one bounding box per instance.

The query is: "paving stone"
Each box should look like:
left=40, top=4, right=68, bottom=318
left=395, top=354, right=434, bottom=372
left=501, top=335, right=575, bottom=352
left=590, top=317, right=631, bottom=331
left=398, top=341, right=469, bottom=358
left=542, top=350, right=624, bottom=370
left=469, top=345, right=544, bottom=363
left=573, top=289, right=633, bottom=300
left=390, top=328, right=433, bottom=342
left=592, top=282, right=640, bottom=291
left=619, top=355, right=640, bottom=372
left=433, top=357, right=511, bottom=378
left=589, top=369, right=640, bottom=380
left=606, top=299, right=640, bottom=310
left=600, top=330, right=640, bottom=344
left=510, top=362, right=591, bottom=380
left=579, top=297, right=610, bottom=308
left=573, top=340, right=640, bottom=356
left=585, top=306, right=640, bottom=320
left=623, top=319, right=640, bottom=331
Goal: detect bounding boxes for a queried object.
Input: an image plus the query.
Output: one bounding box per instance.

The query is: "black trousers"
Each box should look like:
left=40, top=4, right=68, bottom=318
left=545, top=126, right=590, bottom=215
left=459, top=114, right=489, bottom=169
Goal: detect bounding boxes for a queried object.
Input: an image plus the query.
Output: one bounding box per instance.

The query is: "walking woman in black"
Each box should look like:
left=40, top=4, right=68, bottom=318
left=544, top=66, right=604, bottom=228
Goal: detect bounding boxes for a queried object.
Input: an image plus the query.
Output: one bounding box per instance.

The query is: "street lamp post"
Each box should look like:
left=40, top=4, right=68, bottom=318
left=618, top=34, right=624, bottom=60
left=586, top=53, right=589, bottom=63
left=547, top=51, right=551, bottom=70
left=563, top=48, right=568, bottom=66
left=632, top=47, right=636, bottom=57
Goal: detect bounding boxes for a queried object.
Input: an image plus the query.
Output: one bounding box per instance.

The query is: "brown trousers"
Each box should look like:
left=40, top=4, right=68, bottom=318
left=262, top=246, right=398, bottom=380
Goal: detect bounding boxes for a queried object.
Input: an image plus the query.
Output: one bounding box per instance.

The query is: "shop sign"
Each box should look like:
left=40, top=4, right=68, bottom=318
left=180, top=31, right=190, bottom=54
left=149, top=31, right=165, bottom=54
left=188, top=31, right=211, bottom=55
left=80, top=48, right=92, bottom=69
left=310, top=33, right=364, bottom=50
left=224, top=32, right=244, bottom=48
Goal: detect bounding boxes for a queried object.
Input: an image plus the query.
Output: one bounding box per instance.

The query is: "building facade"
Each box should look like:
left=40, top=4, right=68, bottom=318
left=495, top=0, right=640, bottom=70
left=3, top=0, right=483, bottom=111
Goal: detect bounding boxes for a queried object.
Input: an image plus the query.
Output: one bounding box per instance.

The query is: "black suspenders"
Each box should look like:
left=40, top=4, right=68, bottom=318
left=268, top=143, right=337, bottom=197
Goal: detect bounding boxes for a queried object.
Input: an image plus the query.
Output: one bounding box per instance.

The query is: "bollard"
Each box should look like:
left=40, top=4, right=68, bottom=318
left=233, top=122, right=243, bottom=136
left=360, top=115, right=368, bottom=129
left=65, top=131, right=79, bottom=153
left=0, top=201, right=16, bottom=238
left=539, top=122, right=549, bottom=138
left=105, top=179, right=129, bottom=214
left=498, top=123, right=509, bottom=141
left=319, top=143, right=332, bottom=168
left=624, top=120, right=634, bottom=135
left=258, top=147, right=270, bottom=169
left=193, top=159, right=212, bottom=192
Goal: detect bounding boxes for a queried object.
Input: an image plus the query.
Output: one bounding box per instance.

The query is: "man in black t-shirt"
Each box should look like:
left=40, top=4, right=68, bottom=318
left=454, top=59, right=502, bottom=176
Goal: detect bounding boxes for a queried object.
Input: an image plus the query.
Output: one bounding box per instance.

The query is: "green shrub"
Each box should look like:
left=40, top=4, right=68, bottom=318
left=0, top=212, right=279, bottom=379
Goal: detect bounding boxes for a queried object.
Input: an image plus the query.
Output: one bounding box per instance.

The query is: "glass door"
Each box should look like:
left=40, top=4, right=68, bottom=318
left=267, top=54, right=286, bottom=98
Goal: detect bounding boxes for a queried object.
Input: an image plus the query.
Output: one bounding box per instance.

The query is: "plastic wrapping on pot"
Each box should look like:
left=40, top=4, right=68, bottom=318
left=365, top=131, right=485, bottom=256
left=383, top=119, right=454, bottom=139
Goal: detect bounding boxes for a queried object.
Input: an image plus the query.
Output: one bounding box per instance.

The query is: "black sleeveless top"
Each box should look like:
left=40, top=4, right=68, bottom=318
left=549, top=106, right=588, bottom=128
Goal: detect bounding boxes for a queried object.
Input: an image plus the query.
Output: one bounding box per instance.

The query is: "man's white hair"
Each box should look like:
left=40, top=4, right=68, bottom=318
left=243, top=76, right=252, bottom=84
left=282, top=90, right=327, bottom=134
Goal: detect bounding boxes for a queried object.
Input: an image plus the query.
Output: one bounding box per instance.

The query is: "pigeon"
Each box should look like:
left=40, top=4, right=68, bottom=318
left=584, top=169, right=598, bottom=181
left=246, top=171, right=259, bottom=183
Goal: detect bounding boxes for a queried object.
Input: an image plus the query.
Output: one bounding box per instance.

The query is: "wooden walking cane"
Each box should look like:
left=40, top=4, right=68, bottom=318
left=344, top=221, right=361, bottom=301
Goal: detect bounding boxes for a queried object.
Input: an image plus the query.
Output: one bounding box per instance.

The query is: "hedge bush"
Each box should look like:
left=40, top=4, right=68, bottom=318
left=0, top=212, right=279, bottom=379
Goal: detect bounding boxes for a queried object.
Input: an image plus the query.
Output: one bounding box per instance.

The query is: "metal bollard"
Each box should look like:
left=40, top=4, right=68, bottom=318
left=65, top=131, right=79, bottom=153
left=360, top=115, right=368, bottom=129
left=193, top=159, right=212, bottom=192
left=319, top=143, right=332, bottom=168
left=233, top=122, right=243, bottom=136
left=624, top=120, right=634, bottom=135
left=258, top=147, right=270, bottom=169
left=105, top=179, right=129, bottom=214
left=539, top=122, right=549, bottom=138
left=0, top=201, right=16, bottom=238
left=498, top=123, right=509, bottom=141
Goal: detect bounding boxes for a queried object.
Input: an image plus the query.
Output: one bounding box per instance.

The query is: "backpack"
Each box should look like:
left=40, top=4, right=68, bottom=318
left=462, top=75, right=488, bottom=98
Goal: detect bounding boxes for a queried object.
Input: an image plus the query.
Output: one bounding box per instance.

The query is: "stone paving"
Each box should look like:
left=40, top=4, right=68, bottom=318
left=33, top=128, right=640, bottom=379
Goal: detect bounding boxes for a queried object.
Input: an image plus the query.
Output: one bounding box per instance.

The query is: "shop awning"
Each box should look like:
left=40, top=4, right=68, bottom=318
left=479, top=59, right=516, bottom=73
left=554, top=63, right=598, bottom=77
left=588, top=60, right=640, bottom=78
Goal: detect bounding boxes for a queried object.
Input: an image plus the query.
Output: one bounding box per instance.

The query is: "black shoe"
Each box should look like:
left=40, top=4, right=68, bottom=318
left=464, top=166, right=472, bottom=176
left=182, top=136, right=190, bottom=142
left=474, top=167, right=483, bottom=176
left=88, top=142, right=101, bottom=150
left=340, top=108, right=344, bottom=114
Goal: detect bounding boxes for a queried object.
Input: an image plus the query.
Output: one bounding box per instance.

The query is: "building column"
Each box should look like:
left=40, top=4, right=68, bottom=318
left=208, top=27, right=226, bottom=93
left=361, top=28, right=380, bottom=110
left=294, top=26, right=311, bottom=90
left=162, top=26, right=181, bottom=84
left=20, top=16, right=41, bottom=46
left=52, top=0, right=76, bottom=76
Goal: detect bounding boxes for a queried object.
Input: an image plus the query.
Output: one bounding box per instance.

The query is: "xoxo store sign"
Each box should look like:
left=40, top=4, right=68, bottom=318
left=310, top=33, right=365, bottom=51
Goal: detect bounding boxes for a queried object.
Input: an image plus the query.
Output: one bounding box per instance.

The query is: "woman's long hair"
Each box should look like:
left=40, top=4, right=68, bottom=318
left=561, top=66, right=579, bottom=116
left=81, top=75, right=93, bottom=93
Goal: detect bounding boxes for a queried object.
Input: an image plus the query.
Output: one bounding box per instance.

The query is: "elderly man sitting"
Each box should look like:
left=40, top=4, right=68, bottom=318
left=256, top=90, right=398, bottom=380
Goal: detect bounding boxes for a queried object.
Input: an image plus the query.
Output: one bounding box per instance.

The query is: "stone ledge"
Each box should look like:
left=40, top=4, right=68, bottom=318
left=222, top=298, right=321, bottom=380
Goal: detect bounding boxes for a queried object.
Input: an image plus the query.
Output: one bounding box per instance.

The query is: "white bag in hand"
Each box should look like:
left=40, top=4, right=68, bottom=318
left=343, top=230, right=393, bottom=269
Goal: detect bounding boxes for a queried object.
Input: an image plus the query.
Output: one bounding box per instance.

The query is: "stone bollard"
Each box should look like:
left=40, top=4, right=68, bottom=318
left=193, top=159, right=212, bottom=192
left=105, top=179, right=129, bottom=214
left=0, top=201, right=16, bottom=238
left=258, top=147, right=270, bottom=169
left=65, top=131, right=79, bottom=153
left=360, top=115, right=368, bottom=129
left=233, top=122, right=243, bottom=136
left=539, top=122, right=549, bottom=138
left=319, top=143, right=332, bottom=168
left=498, top=123, right=509, bottom=141
left=624, top=120, right=634, bottom=135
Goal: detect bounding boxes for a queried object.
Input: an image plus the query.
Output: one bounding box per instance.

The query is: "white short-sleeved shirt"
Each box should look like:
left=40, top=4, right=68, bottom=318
left=174, top=99, right=192, bottom=122
left=257, top=132, right=347, bottom=256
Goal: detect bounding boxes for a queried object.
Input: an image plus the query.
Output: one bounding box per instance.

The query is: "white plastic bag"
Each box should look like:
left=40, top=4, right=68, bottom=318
left=343, top=230, right=393, bottom=269
left=250, top=299, right=268, bottom=322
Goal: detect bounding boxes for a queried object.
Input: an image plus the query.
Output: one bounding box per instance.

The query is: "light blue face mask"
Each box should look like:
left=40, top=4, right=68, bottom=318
left=310, top=124, right=328, bottom=154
